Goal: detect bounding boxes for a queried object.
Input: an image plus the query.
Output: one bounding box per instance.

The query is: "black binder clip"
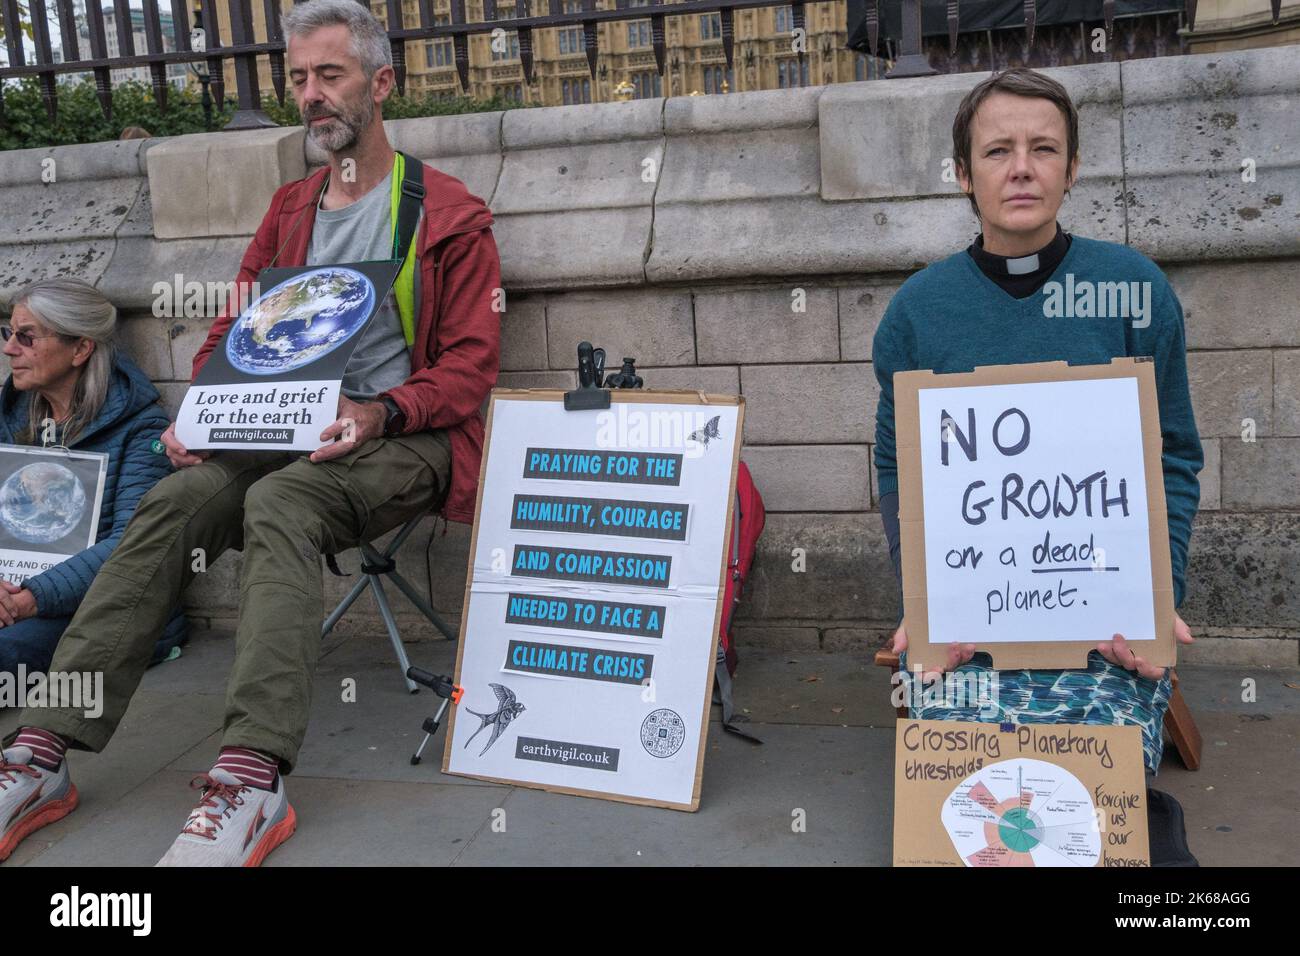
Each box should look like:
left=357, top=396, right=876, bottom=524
left=564, top=341, right=611, bottom=410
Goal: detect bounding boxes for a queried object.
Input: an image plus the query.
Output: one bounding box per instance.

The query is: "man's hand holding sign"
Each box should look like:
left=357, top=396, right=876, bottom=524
left=310, top=394, right=387, bottom=463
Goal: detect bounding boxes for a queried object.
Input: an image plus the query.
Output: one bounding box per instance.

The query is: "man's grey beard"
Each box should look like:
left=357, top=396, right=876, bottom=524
left=304, top=95, right=374, bottom=153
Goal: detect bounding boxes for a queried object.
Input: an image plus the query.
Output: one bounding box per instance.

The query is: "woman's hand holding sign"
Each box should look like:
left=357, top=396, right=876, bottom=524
left=891, top=620, right=977, bottom=679
left=891, top=614, right=1194, bottom=681
left=0, top=579, right=37, bottom=627
left=310, top=395, right=386, bottom=463
left=1097, top=614, right=1194, bottom=680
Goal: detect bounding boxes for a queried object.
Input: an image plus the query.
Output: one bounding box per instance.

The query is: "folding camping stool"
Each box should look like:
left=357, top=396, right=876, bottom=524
left=872, top=645, right=1203, bottom=771
left=321, top=516, right=458, bottom=693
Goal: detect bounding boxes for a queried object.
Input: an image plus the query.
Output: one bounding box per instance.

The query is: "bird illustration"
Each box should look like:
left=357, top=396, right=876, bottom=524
left=689, top=415, right=722, bottom=448
left=463, top=683, right=526, bottom=757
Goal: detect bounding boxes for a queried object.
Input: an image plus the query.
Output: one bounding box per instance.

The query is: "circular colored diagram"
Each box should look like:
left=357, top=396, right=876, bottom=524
left=941, top=758, right=1101, bottom=867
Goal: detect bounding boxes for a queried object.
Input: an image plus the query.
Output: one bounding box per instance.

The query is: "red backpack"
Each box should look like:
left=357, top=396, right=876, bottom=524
left=714, top=461, right=765, bottom=743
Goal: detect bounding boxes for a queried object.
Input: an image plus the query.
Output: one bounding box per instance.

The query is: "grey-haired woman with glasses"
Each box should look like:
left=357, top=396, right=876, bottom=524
left=0, top=277, right=186, bottom=679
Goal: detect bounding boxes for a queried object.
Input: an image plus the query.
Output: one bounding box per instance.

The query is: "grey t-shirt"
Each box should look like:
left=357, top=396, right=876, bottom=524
left=307, top=169, right=412, bottom=401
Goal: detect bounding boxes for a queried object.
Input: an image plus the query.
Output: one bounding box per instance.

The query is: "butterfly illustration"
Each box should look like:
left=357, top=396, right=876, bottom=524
left=689, top=415, right=722, bottom=448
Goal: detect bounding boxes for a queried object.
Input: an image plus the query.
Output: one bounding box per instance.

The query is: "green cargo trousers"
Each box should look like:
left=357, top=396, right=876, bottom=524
left=8, top=430, right=451, bottom=774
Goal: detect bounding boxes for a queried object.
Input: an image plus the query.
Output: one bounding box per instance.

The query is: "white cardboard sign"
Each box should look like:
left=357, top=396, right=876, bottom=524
left=443, top=390, right=744, bottom=811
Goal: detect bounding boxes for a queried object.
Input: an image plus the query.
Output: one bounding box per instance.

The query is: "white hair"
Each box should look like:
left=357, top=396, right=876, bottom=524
left=282, top=0, right=392, bottom=77
left=10, top=276, right=119, bottom=445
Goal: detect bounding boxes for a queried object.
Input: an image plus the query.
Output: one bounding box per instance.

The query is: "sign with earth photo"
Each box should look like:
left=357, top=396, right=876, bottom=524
left=0, top=445, right=107, bottom=586
left=174, top=261, right=401, bottom=452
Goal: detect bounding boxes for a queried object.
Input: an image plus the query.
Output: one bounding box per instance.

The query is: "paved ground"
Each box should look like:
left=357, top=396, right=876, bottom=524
left=3, top=628, right=1297, bottom=866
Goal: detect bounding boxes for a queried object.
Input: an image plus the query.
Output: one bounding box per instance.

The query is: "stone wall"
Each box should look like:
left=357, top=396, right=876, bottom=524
left=0, top=45, right=1296, bottom=665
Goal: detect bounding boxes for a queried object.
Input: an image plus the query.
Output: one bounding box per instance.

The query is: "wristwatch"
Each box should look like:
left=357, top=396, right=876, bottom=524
left=379, top=396, right=406, bottom=438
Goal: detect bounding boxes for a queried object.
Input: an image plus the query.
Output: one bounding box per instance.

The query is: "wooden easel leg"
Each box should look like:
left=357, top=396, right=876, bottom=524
left=1164, top=670, right=1202, bottom=771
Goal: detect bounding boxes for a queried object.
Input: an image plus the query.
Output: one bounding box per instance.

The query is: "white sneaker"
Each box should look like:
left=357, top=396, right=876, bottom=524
left=155, top=770, right=295, bottom=867
left=0, top=746, right=78, bottom=862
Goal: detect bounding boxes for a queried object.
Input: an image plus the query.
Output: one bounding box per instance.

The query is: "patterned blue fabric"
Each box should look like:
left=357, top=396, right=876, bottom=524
left=899, top=650, right=1173, bottom=772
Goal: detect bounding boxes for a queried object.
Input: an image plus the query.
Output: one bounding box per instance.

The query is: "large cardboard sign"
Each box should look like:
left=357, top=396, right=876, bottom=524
left=893, top=718, right=1151, bottom=867
left=896, top=358, right=1175, bottom=671
left=443, top=389, right=744, bottom=811
left=0, top=444, right=107, bottom=586
left=175, top=261, right=400, bottom=452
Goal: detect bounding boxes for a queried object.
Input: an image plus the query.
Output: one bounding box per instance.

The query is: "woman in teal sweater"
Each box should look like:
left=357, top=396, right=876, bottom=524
left=873, top=68, right=1203, bottom=775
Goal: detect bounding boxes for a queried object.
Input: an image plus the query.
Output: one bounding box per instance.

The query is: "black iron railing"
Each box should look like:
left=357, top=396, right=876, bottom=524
left=0, top=0, right=1273, bottom=128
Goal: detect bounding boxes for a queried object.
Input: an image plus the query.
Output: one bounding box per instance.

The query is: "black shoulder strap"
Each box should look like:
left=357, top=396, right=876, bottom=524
left=394, top=152, right=426, bottom=259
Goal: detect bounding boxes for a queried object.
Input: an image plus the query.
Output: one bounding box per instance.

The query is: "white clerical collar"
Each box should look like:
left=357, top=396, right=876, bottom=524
left=1005, top=253, right=1040, bottom=275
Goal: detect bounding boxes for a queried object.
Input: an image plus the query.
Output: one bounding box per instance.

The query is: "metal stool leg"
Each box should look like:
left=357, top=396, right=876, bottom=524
left=323, top=517, right=451, bottom=690
left=322, top=573, right=372, bottom=638
left=384, top=567, right=458, bottom=641
left=369, top=574, right=420, bottom=694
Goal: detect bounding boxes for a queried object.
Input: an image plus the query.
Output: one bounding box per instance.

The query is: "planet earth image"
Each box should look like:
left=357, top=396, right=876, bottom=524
left=225, top=267, right=375, bottom=375
left=0, top=461, right=87, bottom=545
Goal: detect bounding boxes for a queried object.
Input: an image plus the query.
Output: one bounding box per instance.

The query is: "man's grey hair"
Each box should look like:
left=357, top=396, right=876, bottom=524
left=282, top=0, right=392, bottom=76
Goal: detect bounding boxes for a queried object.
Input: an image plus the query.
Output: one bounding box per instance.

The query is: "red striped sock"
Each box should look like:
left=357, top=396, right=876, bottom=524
left=13, top=727, right=68, bottom=771
left=212, top=747, right=279, bottom=791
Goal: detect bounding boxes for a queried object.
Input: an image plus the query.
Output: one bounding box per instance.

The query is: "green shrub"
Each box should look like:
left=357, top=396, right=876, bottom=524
left=0, top=76, right=530, bottom=151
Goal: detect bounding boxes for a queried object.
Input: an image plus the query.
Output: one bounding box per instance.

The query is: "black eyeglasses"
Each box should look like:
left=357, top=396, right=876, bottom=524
left=0, top=326, right=62, bottom=348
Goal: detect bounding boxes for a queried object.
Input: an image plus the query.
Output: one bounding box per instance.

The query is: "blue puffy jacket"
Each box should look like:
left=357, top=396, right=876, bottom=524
left=0, top=353, right=187, bottom=656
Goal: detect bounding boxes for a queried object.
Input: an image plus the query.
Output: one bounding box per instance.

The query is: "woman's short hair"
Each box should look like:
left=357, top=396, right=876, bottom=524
left=281, top=0, right=391, bottom=78
left=951, top=67, right=1081, bottom=218
left=9, top=276, right=119, bottom=446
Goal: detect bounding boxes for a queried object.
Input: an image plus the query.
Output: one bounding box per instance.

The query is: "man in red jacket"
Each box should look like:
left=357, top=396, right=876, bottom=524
left=0, top=0, right=499, bottom=867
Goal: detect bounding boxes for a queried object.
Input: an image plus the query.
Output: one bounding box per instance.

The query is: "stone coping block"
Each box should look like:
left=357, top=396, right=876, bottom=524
left=147, top=127, right=305, bottom=239
left=387, top=112, right=504, bottom=159
left=0, top=139, right=144, bottom=187
left=819, top=63, right=1123, bottom=202
left=1123, top=47, right=1300, bottom=261
left=97, top=234, right=253, bottom=311
left=0, top=240, right=115, bottom=307
left=655, top=126, right=821, bottom=205
left=492, top=139, right=663, bottom=215
left=495, top=206, right=652, bottom=289
left=663, top=85, right=821, bottom=135
left=501, top=97, right=662, bottom=150
left=0, top=178, right=143, bottom=246
left=647, top=194, right=966, bottom=283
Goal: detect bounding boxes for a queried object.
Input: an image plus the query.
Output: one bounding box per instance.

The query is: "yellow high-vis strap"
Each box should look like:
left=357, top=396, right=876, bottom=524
left=389, top=152, right=419, bottom=348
